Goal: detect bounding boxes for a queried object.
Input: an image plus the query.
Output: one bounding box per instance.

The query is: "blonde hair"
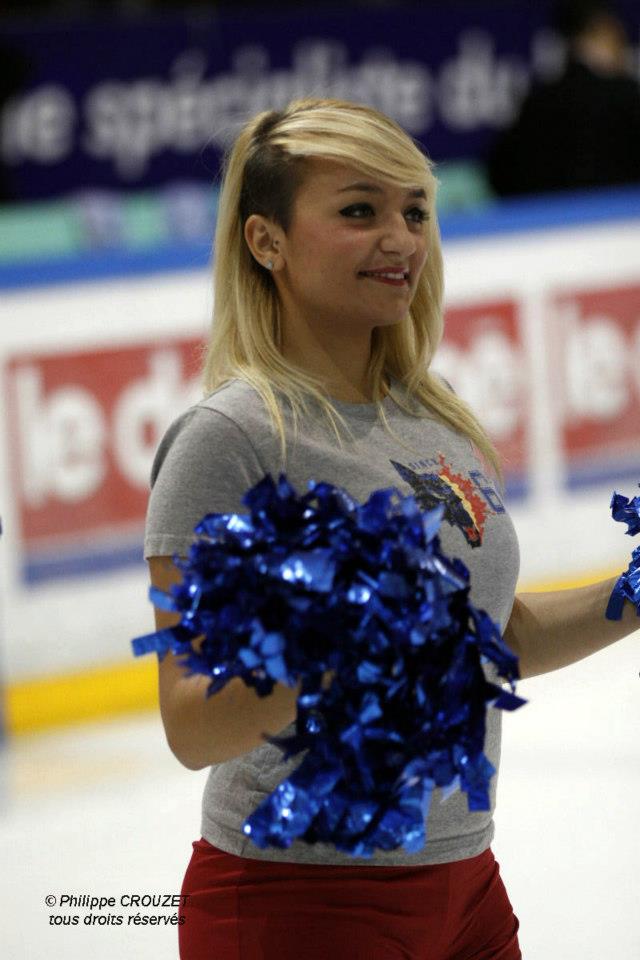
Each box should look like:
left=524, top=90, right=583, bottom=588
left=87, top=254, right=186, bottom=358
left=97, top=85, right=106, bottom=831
left=202, top=97, right=503, bottom=485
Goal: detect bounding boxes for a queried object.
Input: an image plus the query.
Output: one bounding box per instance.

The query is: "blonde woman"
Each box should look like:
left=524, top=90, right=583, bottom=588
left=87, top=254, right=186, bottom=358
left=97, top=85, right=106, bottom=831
left=145, top=98, right=637, bottom=959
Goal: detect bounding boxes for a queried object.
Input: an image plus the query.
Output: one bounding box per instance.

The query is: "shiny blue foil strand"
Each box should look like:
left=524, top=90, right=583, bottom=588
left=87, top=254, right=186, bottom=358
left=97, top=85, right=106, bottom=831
left=606, top=488, right=640, bottom=620
left=132, top=473, right=526, bottom=856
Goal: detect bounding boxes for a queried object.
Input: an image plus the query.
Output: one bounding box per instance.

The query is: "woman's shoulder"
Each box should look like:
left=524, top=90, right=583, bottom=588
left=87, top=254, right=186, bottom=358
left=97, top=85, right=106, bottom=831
left=150, top=381, right=268, bottom=488
left=200, top=376, right=258, bottom=403
left=198, top=378, right=271, bottom=426
left=162, top=379, right=268, bottom=441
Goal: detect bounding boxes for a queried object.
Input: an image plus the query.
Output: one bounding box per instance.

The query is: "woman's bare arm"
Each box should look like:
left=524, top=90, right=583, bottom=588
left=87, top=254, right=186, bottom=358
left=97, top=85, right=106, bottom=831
left=148, top=556, right=302, bottom=770
left=504, top=576, right=639, bottom=680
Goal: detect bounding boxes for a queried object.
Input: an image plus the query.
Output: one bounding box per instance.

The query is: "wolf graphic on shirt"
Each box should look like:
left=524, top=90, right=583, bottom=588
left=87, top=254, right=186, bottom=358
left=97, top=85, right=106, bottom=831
left=390, top=453, right=505, bottom=548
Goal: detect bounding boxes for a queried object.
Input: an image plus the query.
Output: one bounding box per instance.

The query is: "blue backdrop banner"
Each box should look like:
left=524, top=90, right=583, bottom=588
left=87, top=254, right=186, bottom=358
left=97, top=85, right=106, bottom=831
left=1, top=1, right=639, bottom=201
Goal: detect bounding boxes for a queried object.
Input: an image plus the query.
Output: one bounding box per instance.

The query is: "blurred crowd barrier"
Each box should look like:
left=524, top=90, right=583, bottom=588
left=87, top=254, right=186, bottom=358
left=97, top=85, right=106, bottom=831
left=1, top=186, right=639, bottom=734
left=0, top=162, right=491, bottom=267
left=0, top=184, right=221, bottom=263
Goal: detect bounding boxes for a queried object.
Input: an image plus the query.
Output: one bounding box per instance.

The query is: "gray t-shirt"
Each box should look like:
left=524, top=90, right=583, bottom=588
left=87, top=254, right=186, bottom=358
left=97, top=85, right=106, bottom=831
left=145, top=376, right=520, bottom=866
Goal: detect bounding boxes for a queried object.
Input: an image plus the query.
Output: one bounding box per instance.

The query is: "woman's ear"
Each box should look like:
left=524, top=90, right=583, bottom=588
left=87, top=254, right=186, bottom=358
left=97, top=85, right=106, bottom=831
left=244, top=213, right=282, bottom=270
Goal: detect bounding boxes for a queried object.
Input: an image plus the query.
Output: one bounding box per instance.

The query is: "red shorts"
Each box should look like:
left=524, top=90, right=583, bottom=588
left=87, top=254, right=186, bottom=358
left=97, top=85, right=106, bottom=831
left=178, top=837, right=522, bottom=959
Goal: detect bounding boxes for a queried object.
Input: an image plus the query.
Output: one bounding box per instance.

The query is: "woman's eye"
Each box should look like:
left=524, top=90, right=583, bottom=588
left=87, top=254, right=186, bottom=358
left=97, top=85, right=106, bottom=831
left=340, top=203, right=429, bottom=223
left=340, top=203, right=374, bottom=218
left=407, top=207, right=430, bottom=223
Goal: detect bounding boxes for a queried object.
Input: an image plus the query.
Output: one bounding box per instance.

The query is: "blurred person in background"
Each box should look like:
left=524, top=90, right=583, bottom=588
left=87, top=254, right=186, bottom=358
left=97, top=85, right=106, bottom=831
left=487, top=0, right=640, bottom=196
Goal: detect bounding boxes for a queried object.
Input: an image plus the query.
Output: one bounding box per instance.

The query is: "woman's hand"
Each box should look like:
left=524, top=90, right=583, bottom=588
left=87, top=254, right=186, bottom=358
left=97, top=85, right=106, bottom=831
left=148, top=556, right=301, bottom=769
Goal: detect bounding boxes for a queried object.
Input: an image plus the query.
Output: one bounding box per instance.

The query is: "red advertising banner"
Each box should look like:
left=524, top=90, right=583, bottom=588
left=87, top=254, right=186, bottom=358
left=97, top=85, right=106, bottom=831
left=551, top=282, right=640, bottom=487
left=5, top=305, right=531, bottom=583
left=6, top=337, right=204, bottom=582
left=440, top=298, right=529, bottom=496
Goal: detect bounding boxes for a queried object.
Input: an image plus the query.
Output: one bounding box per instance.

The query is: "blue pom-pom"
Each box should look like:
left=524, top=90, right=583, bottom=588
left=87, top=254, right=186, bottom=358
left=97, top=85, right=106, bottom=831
left=606, top=487, right=640, bottom=621
left=133, top=472, right=525, bottom=856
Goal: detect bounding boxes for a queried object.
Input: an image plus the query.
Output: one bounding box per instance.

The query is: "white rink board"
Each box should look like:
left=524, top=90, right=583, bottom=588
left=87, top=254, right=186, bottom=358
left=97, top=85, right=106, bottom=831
left=0, top=271, right=211, bottom=680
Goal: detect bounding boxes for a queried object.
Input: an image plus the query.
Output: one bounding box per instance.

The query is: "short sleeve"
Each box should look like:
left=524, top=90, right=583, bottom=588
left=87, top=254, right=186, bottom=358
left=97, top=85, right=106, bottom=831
left=144, top=406, right=267, bottom=559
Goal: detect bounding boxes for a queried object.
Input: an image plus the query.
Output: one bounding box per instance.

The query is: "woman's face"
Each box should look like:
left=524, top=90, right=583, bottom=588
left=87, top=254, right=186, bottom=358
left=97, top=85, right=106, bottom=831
left=269, top=158, right=431, bottom=335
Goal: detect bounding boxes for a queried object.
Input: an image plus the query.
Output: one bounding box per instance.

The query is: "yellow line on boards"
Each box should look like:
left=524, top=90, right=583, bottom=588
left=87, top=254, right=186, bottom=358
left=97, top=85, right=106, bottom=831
left=2, top=567, right=620, bottom=736
left=5, top=658, right=158, bottom=735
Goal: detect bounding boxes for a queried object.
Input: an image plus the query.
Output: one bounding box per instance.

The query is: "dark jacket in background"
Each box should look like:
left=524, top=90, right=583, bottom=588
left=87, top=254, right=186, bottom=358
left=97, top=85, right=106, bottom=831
left=487, top=57, right=640, bottom=196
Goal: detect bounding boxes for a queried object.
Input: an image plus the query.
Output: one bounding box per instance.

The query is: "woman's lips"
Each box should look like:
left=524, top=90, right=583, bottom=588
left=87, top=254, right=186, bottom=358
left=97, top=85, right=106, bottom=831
left=359, top=273, right=408, bottom=287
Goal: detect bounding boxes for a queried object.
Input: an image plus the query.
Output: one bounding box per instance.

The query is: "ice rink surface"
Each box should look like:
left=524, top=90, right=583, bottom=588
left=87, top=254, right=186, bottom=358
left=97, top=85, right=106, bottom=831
left=1, top=628, right=638, bottom=960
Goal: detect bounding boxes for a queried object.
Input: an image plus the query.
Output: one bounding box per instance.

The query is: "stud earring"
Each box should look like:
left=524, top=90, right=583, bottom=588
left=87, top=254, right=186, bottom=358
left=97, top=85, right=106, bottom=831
left=265, top=259, right=274, bottom=271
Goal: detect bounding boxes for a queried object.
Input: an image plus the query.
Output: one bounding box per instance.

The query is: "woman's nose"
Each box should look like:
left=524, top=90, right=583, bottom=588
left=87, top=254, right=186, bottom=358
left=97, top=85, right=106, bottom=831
left=379, top=215, right=418, bottom=256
